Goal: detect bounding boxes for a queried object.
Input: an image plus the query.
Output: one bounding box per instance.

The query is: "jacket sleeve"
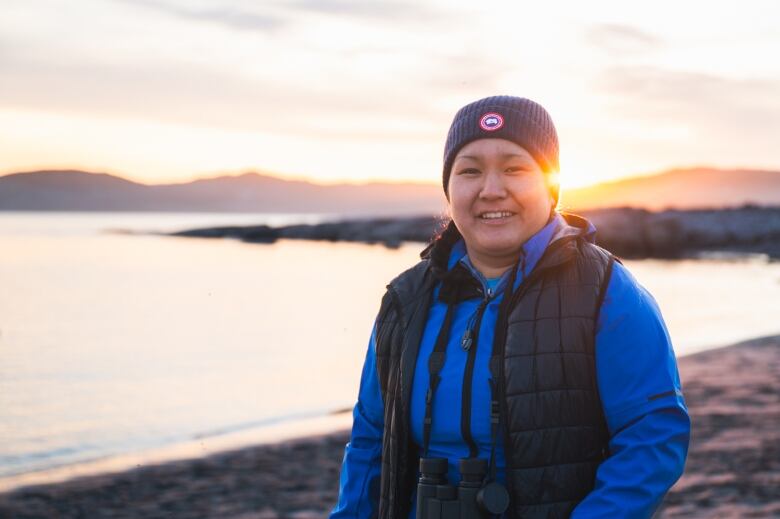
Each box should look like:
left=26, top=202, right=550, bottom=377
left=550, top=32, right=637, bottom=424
left=571, top=261, right=691, bottom=519
left=330, top=321, right=385, bottom=519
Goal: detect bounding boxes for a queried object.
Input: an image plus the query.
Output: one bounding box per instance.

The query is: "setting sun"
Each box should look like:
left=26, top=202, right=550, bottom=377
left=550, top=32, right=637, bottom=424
left=1, top=2, right=778, bottom=186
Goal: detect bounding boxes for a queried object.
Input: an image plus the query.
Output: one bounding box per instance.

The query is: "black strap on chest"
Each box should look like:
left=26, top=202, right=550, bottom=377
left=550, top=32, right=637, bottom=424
left=421, top=252, right=524, bottom=480
left=486, top=256, right=521, bottom=481
left=421, top=287, right=458, bottom=457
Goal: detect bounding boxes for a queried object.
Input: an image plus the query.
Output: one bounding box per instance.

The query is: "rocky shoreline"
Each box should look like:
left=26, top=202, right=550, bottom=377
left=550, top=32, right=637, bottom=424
left=1, top=335, right=778, bottom=518
left=168, top=206, right=780, bottom=260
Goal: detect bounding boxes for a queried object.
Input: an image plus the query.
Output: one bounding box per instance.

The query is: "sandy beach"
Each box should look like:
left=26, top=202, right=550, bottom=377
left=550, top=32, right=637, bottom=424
left=1, top=334, right=778, bottom=519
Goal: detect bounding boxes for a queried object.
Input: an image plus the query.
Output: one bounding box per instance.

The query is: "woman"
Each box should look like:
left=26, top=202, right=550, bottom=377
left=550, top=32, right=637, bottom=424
left=331, top=96, right=690, bottom=518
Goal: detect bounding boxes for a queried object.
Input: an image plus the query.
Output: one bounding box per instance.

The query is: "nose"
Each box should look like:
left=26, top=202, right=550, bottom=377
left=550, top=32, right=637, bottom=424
left=479, top=170, right=507, bottom=200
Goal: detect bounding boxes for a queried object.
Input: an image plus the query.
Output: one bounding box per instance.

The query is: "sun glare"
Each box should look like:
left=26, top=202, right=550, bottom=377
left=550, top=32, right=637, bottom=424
left=557, top=168, right=602, bottom=190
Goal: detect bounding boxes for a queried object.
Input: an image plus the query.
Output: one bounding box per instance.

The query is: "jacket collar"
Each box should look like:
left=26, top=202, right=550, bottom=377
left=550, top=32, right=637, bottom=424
left=420, top=211, right=596, bottom=281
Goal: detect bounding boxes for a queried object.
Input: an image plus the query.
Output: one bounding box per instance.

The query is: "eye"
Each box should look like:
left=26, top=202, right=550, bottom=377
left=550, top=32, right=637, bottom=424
left=504, top=165, right=527, bottom=175
left=457, top=167, right=480, bottom=176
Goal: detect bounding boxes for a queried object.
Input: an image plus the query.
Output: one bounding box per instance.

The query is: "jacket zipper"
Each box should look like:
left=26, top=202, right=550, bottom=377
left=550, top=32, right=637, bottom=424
left=460, top=284, right=493, bottom=458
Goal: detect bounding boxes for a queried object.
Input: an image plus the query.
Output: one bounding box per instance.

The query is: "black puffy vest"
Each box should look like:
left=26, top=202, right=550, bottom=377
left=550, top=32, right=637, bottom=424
left=373, top=214, right=615, bottom=519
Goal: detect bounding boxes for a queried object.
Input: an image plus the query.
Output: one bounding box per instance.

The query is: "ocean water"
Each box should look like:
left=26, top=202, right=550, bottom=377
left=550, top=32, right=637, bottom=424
left=1, top=211, right=779, bottom=487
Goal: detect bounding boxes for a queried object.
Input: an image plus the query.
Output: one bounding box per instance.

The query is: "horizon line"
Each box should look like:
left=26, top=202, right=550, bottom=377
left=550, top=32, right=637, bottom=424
left=1, top=164, right=778, bottom=191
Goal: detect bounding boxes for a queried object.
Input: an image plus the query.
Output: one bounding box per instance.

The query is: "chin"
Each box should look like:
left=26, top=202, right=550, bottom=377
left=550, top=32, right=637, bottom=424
left=475, top=238, right=524, bottom=257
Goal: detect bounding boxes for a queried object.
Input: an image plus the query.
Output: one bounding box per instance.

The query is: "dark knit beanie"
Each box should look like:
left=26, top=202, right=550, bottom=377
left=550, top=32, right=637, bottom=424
left=442, top=95, right=560, bottom=203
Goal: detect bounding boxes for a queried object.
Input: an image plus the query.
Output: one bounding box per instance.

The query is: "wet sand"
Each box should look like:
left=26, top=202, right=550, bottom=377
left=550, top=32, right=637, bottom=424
left=1, top=335, right=778, bottom=518
left=656, top=334, right=780, bottom=518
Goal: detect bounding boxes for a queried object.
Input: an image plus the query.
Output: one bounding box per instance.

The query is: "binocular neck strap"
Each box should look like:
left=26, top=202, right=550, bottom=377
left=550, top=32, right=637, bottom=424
left=486, top=254, right=522, bottom=482
left=422, top=249, right=521, bottom=475
left=422, top=286, right=459, bottom=458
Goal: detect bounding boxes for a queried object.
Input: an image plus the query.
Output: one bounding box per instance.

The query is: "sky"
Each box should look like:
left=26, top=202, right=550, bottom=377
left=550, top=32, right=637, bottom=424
left=1, top=0, right=779, bottom=189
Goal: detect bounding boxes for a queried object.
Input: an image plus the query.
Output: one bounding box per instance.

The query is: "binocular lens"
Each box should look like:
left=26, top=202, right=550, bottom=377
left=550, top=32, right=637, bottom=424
left=416, top=457, right=509, bottom=518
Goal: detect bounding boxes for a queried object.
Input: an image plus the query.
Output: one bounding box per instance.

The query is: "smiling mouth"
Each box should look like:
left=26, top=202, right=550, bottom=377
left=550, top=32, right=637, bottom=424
left=478, top=211, right=516, bottom=220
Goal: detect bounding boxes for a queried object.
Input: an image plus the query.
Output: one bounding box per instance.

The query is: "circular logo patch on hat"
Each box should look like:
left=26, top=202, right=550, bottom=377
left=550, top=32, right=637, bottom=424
left=479, top=112, right=504, bottom=131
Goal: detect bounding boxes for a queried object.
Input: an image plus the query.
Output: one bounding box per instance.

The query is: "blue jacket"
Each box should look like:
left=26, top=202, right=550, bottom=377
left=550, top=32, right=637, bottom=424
left=331, top=214, right=690, bottom=518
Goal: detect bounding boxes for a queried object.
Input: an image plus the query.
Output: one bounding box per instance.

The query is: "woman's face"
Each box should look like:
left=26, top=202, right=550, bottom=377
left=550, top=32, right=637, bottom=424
left=447, top=138, right=554, bottom=266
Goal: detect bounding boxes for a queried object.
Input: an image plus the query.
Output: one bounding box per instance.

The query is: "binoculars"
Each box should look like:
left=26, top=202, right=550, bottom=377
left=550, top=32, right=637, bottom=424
left=416, top=457, right=509, bottom=519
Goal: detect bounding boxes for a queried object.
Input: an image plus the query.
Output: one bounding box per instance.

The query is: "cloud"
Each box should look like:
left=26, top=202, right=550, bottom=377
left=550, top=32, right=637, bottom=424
left=0, top=1, right=591, bottom=151
left=600, top=66, right=780, bottom=118
left=417, top=53, right=506, bottom=95
left=287, top=0, right=443, bottom=22
left=115, top=0, right=286, bottom=33
left=114, top=0, right=444, bottom=32
left=0, top=51, right=448, bottom=141
left=586, top=23, right=662, bottom=55
left=596, top=65, right=780, bottom=161
left=0, top=0, right=491, bottom=143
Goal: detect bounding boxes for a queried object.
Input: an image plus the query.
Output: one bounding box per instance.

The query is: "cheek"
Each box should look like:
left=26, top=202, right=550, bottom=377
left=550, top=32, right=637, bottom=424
left=448, top=199, right=469, bottom=223
left=516, top=178, right=552, bottom=208
left=447, top=187, right=474, bottom=218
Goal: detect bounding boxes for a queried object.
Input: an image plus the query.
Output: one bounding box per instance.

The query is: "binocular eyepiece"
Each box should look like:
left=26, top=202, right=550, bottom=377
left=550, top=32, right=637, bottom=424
left=416, top=457, right=509, bottom=519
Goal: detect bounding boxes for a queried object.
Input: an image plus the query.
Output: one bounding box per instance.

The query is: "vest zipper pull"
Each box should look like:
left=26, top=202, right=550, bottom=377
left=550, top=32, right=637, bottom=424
left=461, top=329, right=473, bottom=351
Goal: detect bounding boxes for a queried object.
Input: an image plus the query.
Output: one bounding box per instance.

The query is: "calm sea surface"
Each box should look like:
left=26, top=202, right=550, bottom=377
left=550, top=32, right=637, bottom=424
left=1, top=212, right=779, bottom=485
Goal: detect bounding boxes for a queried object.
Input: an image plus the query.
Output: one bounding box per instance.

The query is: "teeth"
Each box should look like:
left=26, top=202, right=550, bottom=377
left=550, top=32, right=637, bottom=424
left=480, top=211, right=514, bottom=219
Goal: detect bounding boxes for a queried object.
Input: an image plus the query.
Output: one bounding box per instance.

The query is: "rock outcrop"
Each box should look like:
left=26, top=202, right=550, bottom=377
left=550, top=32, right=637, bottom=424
left=170, top=206, right=780, bottom=260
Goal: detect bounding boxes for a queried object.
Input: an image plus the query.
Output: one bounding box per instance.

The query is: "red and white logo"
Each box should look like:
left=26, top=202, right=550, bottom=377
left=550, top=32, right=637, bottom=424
left=479, top=112, right=504, bottom=131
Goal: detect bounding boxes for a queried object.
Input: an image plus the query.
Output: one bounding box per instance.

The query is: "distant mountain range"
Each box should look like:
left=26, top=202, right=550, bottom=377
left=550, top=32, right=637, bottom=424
left=560, top=168, right=780, bottom=211
left=0, top=170, right=446, bottom=215
left=0, top=168, right=778, bottom=215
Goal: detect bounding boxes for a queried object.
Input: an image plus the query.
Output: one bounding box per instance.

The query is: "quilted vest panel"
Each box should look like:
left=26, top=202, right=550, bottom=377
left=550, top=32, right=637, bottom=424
left=374, top=234, right=613, bottom=519
left=500, top=240, right=612, bottom=518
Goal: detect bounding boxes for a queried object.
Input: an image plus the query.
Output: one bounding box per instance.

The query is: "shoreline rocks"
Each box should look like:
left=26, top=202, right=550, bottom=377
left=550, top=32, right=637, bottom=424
left=168, top=206, right=780, bottom=260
